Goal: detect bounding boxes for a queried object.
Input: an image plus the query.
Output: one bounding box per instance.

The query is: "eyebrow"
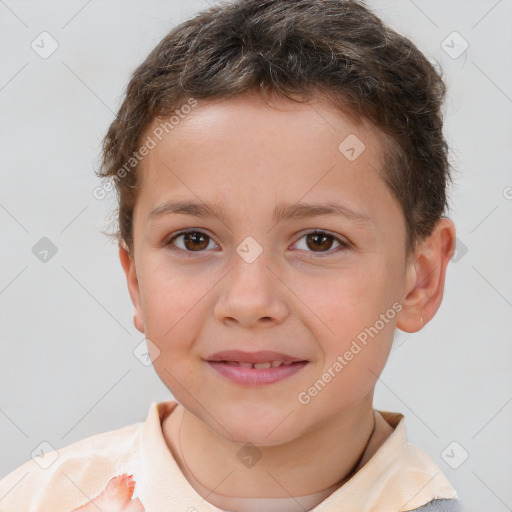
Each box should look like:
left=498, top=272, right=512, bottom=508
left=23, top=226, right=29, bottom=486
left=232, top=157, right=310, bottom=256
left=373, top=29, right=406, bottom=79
left=147, top=199, right=374, bottom=227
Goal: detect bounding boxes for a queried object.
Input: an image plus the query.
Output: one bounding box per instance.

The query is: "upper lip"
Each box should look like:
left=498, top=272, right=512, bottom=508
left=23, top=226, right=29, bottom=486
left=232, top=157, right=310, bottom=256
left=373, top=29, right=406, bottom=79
left=206, top=350, right=307, bottom=364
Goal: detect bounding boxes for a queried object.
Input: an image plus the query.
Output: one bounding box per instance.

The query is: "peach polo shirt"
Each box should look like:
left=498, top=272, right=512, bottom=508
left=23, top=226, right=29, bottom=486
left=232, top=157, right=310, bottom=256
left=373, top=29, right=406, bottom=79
left=0, top=400, right=459, bottom=512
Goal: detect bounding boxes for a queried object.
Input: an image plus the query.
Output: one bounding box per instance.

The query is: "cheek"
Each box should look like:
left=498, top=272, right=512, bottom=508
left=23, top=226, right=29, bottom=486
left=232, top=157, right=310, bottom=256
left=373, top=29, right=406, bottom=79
left=294, top=262, right=399, bottom=386
left=143, top=276, right=205, bottom=392
left=293, top=262, right=395, bottom=332
left=138, top=265, right=205, bottom=353
left=140, top=254, right=202, bottom=315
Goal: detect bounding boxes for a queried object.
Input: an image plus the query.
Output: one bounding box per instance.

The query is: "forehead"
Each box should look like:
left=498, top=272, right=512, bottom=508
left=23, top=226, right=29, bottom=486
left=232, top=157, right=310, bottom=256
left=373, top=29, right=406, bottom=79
left=135, top=91, right=397, bottom=224
left=144, top=90, right=385, bottom=155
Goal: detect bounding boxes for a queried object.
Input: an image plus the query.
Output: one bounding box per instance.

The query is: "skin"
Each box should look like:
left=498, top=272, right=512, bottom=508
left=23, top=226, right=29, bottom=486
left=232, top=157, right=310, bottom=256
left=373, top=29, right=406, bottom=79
left=119, top=89, right=456, bottom=502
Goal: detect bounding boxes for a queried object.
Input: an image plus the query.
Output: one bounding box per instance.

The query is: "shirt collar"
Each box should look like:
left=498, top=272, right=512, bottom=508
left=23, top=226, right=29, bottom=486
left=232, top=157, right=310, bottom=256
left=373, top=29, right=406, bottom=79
left=134, top=400, right=458, bottom=512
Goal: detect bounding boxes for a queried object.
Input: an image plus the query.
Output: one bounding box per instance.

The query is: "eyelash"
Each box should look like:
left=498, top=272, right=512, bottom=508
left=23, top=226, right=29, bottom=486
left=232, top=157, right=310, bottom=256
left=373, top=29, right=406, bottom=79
left=164, top=228, right=350, bottom=258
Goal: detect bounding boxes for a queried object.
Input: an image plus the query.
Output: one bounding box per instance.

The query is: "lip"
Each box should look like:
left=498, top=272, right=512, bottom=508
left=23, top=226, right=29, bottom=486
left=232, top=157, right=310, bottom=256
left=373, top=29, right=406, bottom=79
left=206, top=350, right=306, bottom=364
left=206, top=361, right=308, bottom=386
left=205, top=350, right=309, bottom=386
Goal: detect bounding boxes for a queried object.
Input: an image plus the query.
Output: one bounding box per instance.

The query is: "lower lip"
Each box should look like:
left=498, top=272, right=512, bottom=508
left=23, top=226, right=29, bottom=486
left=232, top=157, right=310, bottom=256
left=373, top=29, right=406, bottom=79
left=206, top=361, right=308, bottom=386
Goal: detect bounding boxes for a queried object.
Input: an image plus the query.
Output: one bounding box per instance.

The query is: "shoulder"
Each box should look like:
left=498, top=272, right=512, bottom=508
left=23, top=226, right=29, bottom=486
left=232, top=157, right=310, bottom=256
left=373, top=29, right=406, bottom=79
left=0, top=420, right=143, bottom=512
left=407, top=498, right=466, bottom=511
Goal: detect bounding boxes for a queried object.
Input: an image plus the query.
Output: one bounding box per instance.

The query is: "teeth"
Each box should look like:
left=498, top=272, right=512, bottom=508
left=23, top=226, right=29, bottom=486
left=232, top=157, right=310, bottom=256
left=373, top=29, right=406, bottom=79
left=253, top=362, right=272, bottom=369
left=221, top=360, right=297, bottom=368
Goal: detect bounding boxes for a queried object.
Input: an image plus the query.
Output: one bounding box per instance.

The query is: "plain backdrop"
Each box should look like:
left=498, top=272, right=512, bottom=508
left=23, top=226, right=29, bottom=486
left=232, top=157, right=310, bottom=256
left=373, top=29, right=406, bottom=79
left=0, top=1, right=511, bottom=511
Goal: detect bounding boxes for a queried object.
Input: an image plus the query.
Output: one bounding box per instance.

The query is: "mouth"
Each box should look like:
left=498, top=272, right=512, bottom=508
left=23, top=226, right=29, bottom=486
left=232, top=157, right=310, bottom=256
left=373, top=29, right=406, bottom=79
left=206, top=350, right=306, bottom=364
left=219, top=360, right=298, bottom=369
left=205, top=350, right=309, bottom=386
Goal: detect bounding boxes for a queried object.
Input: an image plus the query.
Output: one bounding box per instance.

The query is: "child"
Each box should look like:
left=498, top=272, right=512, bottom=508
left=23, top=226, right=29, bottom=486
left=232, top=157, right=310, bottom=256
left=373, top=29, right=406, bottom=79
left=0, top=0, right=464, bottom=510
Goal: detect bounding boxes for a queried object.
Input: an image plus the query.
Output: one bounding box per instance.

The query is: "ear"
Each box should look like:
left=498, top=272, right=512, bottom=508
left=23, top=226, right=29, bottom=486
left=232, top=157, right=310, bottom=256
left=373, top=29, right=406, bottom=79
left=396, top=218, right=456, bottom=333
left=119, top=241, right=145, bottom=334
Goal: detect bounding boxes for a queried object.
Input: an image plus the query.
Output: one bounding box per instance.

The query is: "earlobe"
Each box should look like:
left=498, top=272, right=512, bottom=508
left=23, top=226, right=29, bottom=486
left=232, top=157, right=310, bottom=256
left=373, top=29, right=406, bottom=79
left=396, top=218, right=456, bottom=333
left=118, top=241, right=145, bottom=334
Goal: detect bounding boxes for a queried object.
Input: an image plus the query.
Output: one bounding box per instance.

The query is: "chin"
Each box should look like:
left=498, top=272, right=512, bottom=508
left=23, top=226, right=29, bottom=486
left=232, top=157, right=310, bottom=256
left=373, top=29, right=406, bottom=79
left=210, top=405, right=305, bottom=447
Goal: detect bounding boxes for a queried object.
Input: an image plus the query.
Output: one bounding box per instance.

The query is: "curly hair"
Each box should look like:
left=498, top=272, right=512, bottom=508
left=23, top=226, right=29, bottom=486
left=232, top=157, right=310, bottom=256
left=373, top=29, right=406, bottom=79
left=96, top=0, right=452, bottom=256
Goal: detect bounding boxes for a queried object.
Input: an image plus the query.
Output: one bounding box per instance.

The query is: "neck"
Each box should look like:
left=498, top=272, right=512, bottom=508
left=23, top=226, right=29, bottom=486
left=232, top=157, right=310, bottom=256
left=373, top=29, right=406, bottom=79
left=162, top=391, right=380, bottom=504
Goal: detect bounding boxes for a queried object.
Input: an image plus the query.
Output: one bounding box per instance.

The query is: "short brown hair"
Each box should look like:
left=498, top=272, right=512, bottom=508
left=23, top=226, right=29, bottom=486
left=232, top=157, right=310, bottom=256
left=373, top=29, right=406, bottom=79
left=97, top=0, right=452, bottom=256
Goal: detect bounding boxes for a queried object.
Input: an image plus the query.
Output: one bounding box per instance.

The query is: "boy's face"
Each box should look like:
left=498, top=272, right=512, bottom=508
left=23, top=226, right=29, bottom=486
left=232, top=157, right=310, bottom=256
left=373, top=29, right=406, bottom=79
left=121, top=90, right=416, bottom=444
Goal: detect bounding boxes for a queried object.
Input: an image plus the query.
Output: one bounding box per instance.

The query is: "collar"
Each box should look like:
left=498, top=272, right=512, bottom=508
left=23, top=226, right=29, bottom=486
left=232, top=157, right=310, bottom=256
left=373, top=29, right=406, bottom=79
left=134, top=400, right=458, bottom=512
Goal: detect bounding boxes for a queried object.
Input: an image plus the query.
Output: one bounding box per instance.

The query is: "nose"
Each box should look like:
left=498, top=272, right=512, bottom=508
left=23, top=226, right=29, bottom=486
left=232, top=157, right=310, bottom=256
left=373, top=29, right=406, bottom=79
left=213, top=248, right=289, bottom=329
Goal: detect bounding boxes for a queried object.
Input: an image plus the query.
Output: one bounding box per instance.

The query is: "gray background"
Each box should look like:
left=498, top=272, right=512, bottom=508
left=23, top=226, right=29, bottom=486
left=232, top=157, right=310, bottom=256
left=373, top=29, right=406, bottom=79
left=0, top=1, right=511, bottom=511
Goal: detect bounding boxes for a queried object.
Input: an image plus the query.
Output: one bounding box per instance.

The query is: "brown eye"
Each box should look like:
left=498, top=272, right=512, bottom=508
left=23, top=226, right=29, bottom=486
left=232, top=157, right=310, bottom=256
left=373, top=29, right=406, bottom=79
left=294, top=230, right=349, bottom=256
left=168, top=231, right=215, bottom=253
left=182, top=232, right=210, bottom=251
left=305, top=232, right=335, bottom=252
